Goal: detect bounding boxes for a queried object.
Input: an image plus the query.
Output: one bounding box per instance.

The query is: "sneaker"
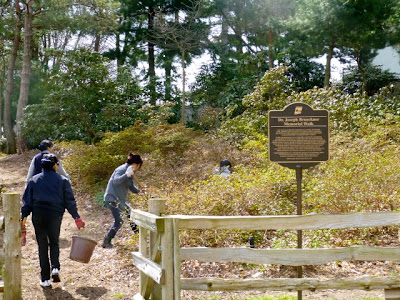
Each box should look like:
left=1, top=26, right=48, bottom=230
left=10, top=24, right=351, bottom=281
left=102, top=237, right=114, bottom=248
left=40, top=279, right=52, bottom=289
left=52, top=268, right=60, bottom=282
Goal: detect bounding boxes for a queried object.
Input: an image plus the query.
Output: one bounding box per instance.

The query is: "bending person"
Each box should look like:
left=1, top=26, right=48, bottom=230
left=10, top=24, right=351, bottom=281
left=214, top=159, right=232, bottom=178
left=102, top=152, right=143, bottom=248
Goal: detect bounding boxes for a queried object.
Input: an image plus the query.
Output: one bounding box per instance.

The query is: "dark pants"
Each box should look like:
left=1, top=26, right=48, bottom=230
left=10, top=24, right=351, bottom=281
left=32, top=210, right=63, bottom=281
left=105, top=202, right=132, bottom=239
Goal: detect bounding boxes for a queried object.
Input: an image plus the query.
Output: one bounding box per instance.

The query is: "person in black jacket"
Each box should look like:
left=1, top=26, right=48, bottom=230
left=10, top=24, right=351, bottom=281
left=21, top=154, right=85, bottom=289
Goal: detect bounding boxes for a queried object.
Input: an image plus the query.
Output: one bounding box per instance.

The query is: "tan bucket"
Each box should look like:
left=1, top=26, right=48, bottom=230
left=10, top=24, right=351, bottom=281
left=70, top=235, right=97, bottom=263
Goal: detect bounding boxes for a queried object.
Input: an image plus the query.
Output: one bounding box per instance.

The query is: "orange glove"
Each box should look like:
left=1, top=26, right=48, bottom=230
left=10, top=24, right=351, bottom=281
left=75, top=218, right=85, bottom=229
left=21, top=219, right=27, bottom=246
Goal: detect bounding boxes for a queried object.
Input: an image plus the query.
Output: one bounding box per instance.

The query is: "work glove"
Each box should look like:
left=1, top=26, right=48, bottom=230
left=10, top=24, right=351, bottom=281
left=21, top=219, right=27, bottom=246
left=129, top=221, right=139, bottom=234
left=75, top=218, right=85, bottom=229
left=125, top=166, right=134, bottom=177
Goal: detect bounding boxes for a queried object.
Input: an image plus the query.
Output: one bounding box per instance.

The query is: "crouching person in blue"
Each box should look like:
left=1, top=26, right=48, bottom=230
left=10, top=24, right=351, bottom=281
left=21, top=154, right=85, bottom=289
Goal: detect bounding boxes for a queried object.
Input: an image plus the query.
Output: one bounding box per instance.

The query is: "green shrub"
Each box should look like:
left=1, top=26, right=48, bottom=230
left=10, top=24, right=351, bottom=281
left=94, top=191, right=106, bottom=207
left=57, top=90, right=400, bottom=249
left=0, top=138, right=7, bottom=153
left=60, top=122, right=242, bottom=197
left=59, top=140, right=120, bottom=194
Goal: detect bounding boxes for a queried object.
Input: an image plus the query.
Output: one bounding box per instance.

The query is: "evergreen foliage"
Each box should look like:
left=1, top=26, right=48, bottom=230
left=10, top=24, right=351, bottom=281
left=51, top=65, right=400, bottom=249
left=22, top=49, right=144, bottom=146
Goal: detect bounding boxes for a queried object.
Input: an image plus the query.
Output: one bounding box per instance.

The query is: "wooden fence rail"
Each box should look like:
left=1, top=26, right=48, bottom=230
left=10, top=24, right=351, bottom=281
left=131, top=201, right=400, bottom=300
left=0, top=193, right=22, bottom=300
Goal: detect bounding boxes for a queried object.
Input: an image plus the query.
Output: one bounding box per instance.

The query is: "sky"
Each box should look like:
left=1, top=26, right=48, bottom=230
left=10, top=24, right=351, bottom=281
left=183, top=46, right=400, bottom=89
left=372, top=47, right=400, bottom=75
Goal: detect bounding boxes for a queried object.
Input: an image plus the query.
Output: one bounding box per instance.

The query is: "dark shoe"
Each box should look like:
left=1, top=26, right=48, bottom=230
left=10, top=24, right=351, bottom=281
left=102, top=237, right=113, bottom=248
left=52, top=268, right=60, bottom=282
left=130, top=221, right=139, bottom=234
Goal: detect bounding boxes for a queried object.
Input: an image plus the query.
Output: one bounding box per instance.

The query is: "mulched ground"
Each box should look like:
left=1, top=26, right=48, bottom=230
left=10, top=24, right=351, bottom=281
left=0, top=151, right=391, bottom=299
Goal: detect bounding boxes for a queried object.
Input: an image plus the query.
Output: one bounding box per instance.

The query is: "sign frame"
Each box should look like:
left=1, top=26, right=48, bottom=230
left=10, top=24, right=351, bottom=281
left=268, top=102, right=329, bottom=168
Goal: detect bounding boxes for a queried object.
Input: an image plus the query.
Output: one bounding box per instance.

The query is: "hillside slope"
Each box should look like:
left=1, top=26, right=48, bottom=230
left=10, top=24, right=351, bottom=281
left=0, top=151, right=387, bottom=300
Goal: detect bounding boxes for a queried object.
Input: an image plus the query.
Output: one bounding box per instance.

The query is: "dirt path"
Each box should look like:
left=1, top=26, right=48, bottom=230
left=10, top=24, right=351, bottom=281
left=0, top=152, right=387, bottom=299
left=1, top=152, right=139, bottom=300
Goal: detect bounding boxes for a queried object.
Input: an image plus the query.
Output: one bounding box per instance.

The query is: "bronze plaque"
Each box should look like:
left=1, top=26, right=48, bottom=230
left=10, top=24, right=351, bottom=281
left=268, top=102, right=329, bottom=164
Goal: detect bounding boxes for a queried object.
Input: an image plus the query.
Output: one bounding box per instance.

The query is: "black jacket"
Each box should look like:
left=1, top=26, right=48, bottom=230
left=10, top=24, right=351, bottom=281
left=21, top=169, right=80, bottom=220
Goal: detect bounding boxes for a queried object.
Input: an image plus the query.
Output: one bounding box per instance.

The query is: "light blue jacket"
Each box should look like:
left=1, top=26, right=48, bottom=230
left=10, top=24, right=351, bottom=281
left=104, top=163, right=139, bottom=210
left=26, top=150, right=69, bottom=182
left=214, top=166, right=232, bottom=179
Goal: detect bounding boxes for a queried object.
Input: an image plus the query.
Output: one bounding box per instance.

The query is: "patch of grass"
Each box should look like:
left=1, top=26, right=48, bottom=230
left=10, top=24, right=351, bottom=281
left=94, top=191, right=106, bottom=207
left=113, top=293, right=124, bottom=300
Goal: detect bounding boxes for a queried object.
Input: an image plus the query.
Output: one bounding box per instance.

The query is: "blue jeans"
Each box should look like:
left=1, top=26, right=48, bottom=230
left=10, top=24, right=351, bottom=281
left=32, top=210, right=63, bottom=281
left=105, top=202, right=138, bottom=239
left=105, top=202, right=128, bottom=239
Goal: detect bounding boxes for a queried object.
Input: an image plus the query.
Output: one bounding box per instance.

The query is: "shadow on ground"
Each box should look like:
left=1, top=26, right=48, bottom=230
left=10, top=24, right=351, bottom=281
left=42, top=286, right=107, bottom=299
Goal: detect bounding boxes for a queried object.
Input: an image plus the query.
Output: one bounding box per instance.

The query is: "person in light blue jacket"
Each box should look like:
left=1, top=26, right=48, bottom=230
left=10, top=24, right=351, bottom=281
left=214, top=159, right=232, bottom=178
left=26, top=139, right=69, bottom=182
left=102, top=152, right=143, bottom=248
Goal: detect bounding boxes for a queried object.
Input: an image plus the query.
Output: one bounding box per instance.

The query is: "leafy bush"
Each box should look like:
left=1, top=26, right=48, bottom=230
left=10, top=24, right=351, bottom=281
left=340, top=65, right=399, bottom=95
left=305, top=130, right=400, bottom=214
left=60, top=122, right=242, bottom=198
left=218, top=67, right=293, bottom=145
left=0, top=138, right=7, bottom=153
left=22, top=48, right=144, bottom=145
left=56, top=65, right=400, bottom=249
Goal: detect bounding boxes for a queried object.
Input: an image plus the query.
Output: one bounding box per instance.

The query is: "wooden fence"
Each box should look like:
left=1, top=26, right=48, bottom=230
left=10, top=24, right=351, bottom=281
left=131, top=200, right=400, bottom=300
left=0, top=193, right=22, bottom=300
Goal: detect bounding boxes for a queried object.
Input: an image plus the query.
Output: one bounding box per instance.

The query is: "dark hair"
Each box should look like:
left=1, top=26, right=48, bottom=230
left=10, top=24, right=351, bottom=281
left=127, top=152, right=143, bottom=168
left=38, top=139, right=53, bottom=151
left=41, top=153, right=59, bottom=169
left=220, top=159, right=232, bottom=168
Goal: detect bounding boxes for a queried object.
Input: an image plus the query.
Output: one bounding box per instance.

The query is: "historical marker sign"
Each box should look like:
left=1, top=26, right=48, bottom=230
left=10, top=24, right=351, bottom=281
left=268, top=102, right=329, bottom=164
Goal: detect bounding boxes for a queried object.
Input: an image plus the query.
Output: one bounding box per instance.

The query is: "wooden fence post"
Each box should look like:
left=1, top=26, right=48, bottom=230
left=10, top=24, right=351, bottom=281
left=138, top=219, right=148, bottom=296
left=149, top=198, right=166, bottom=299
left=173, top=218, right=181, bottom=300
left=2, top=193, right=22, bottom=300
left=162, top=218, right=174, bottom=299
left=385, top=289, right=400, bottom=300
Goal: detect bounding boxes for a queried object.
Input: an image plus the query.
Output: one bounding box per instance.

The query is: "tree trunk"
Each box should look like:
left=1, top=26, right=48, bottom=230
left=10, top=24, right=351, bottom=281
left=324, top=43, right=334, bottom=88
left=116, top=31, right=122, bottom=67
left=220, top=7, right=229, bottom=65
left=74, top=31, right=82, bottom=50
left=94, top=33, right=101, bottom=52
left=0, top=73, right=3, bottom=138
left=181, top=50, right=186, bottom=124
left=356, top=52, right=367, bottom=94
left=164, top=58, right=172, bottom=101
left=3, top=0, right=21, bottom=154
left=268, top=28, right=274, bottom=69
left=148, top=5, right=156, bottom=105
left=16, top=0, right=34, bottom=153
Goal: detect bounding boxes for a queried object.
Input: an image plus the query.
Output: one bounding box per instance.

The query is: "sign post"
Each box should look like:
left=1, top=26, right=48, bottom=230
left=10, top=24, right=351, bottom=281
left=268, top=102, right=329, bottom=300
